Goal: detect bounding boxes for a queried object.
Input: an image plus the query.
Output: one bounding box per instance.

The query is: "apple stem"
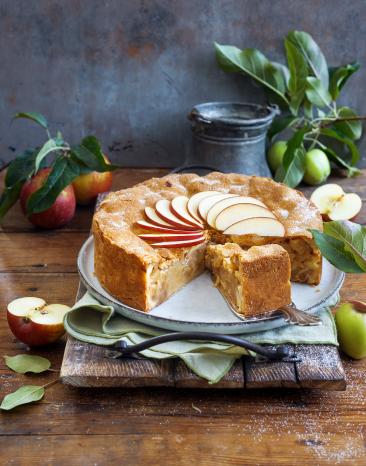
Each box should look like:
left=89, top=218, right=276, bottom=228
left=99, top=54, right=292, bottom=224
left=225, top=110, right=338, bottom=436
left=42, top=379, right=59, bottom=389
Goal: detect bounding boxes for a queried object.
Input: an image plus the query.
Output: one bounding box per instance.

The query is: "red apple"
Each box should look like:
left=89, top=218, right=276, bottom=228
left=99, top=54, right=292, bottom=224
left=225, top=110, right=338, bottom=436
left=7, top=297, right=70, bottom=347
left=72, top=155, right=113, bottom=205
left=20, top=168, right=76, bottom=229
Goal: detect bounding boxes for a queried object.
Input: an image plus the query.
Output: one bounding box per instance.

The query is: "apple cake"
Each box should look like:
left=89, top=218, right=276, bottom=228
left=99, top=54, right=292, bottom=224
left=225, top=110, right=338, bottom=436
left=205, top=243, right=292, bottom=316
left=93, top=172, right=323, bottom=312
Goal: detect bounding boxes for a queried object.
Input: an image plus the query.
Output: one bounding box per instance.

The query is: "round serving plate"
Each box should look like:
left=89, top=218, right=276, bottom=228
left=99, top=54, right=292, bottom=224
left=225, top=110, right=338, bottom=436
left=77, top=236, right=344, bottom=335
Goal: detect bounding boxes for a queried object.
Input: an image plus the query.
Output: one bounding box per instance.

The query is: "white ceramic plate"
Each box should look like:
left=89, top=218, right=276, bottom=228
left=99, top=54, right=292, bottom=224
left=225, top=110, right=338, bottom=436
left=78, top=236, right=344, bottom=334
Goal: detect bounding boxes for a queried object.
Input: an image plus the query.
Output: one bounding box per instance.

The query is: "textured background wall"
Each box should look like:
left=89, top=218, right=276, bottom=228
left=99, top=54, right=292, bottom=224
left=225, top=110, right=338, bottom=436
left=1, top=0, right=365, bottom=169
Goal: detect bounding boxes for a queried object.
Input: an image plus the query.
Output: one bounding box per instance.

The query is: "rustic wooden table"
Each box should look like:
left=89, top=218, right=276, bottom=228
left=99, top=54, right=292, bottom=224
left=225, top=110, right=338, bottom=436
left=0, top=168, right=365, bottom=465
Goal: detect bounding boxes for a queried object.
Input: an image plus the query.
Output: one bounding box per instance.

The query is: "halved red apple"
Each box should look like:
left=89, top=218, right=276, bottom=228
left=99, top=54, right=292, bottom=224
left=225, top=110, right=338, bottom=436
left=187, top=191, right=221, bottom=222
left=329, top=193, right=362, bottom=221
left=223, top=217, right=285, bottom=236
left=149, top=237, right=206, bottom=248
left=215, top=203, right=276, bottom=231
left=155, top=200, right=199, bottom=230
left=136, top=220, right=196, bottom=234
left=206, top=196, right=267, bottom=228
left=310, top=183, right=362, bottom=221
left=171, top=196, right=204, bottom=228
left=139, top=232, right=204, bottom=242
left=7, top=297, right=70, bottom=347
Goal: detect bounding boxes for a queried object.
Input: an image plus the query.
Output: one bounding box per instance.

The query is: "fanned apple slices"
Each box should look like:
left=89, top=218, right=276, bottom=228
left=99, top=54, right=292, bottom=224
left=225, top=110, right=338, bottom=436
left=137, top=196, right=205, bottom=248
left=137, top=191, right=285, bottom=248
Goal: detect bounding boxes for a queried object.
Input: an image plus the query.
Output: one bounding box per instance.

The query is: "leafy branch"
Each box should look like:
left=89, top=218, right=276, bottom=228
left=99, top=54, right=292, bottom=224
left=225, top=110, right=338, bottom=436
left=0, top=113, right=120, bottom=221
left=215, top=30, right=363, bottom=187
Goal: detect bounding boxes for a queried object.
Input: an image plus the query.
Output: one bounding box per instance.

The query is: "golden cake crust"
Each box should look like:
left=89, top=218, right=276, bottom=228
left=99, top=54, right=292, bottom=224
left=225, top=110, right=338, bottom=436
left=93, top=172, right=323, bottom=310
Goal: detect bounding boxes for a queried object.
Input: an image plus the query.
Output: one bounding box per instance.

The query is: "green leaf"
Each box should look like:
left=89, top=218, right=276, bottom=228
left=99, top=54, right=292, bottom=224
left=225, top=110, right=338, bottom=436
left=284, top=39, right=308, bottom=114
left=286, top=31, right=329, bottom=90
left=214, top=43, right=289, bottom=106
left=311, top=229, right=364, bottom=273
left=72, top=139, right=108, bottom=171
left=305, top=77, right=332, bottom=107
left=71, top=136, right=118, bottom=172
left=5, top=149, right=38, bottom=187
left=0, top=149, right=39, bottom=222
left=333, top=107, right=362, bottom=141
left=268, top=116, right=298, bottom=141
left=329, top=62, right=360, bottom=100
left=0, top=385, right=45, bottom=411
left=34, top=139, right=64, bottom=173
left=323, top=146, right=361, bottom=177
left=26, top=157, right=81, bottom=215
left=4, top=355, right=51, bottom=374
left=13, top=112, right=48, bottom=130
left=272, top=61, right=290, bottom=87
left=323, top=221, right=366, bottom=271
left=274, top=128, right=307, bottom=187
left=303, top=98, right=313, bottom=119
left=0, top=181, right=23, bottom=222
left=320, top=127, right=360, bottom=165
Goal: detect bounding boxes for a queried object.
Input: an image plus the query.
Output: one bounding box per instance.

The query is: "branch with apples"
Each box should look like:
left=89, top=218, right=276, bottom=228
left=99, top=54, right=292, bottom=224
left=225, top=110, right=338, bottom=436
left=0, top=112, right=118, bottom=229
left=215, top=30, right=364, bottom=188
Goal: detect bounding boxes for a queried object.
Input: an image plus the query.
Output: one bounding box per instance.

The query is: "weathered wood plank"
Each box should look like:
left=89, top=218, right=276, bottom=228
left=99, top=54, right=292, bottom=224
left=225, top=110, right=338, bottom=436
left=0, top=272, right=79, bottom=307
left=340, top=274, right=366, bottom=303
left=244, top=347, right=299, bottom=389
left=61, top=337, right=175, bottom=387
left=1, top=427, right=365, bottom=466
left=0, top=231, right=87, bottom=273
left=295, top=345, right=346, bottom=390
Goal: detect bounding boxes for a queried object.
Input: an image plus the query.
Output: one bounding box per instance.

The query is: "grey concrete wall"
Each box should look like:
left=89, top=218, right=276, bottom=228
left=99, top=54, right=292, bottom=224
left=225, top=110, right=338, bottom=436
left=1, top=0, right=365, bottom=169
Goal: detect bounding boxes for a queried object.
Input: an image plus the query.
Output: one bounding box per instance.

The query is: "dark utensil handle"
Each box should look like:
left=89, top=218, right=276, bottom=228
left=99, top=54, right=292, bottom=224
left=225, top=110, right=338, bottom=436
left=112, top=332, right=290, bottom=360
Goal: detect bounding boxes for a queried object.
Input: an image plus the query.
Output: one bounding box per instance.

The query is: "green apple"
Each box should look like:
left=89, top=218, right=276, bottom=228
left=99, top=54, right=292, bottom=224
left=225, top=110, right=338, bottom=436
left=303, top=149, right=331, bottom=185
left=267, top=141, right=287, bottom=173
left=335, top=301, right=366, bottom=359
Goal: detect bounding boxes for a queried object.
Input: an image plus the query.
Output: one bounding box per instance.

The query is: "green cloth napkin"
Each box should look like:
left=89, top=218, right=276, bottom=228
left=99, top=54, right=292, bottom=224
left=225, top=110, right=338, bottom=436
left=64, top=292, right=339, bottom=384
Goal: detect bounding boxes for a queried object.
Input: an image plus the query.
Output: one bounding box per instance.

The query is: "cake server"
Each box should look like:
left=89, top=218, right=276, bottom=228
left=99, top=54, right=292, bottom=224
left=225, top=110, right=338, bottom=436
left=221, top=293, right=322, bottom=326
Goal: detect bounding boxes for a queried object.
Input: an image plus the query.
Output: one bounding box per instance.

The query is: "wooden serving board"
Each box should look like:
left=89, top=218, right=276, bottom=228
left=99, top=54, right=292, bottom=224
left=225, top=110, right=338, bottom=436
left=60, top=193, right=346, bottom=390
left=61, top=276, right=346, bottom=390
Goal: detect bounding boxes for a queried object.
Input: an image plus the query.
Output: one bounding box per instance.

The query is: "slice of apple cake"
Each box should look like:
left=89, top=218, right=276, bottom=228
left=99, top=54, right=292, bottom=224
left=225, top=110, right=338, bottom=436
left=205, top=243, right=292, bottom=317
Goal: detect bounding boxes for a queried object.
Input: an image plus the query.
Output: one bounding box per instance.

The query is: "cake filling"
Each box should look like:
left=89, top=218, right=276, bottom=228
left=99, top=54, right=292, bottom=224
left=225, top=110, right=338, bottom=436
left=205, top=243, right=292, bottom=317
left=146, top=243, right=206, bottom=309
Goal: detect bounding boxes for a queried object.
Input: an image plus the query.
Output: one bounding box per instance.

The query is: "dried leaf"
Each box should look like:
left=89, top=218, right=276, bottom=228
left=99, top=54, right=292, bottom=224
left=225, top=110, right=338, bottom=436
left=4, top=354, right=51, bottom=374
left=0, top=385, right=44, bottom=411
